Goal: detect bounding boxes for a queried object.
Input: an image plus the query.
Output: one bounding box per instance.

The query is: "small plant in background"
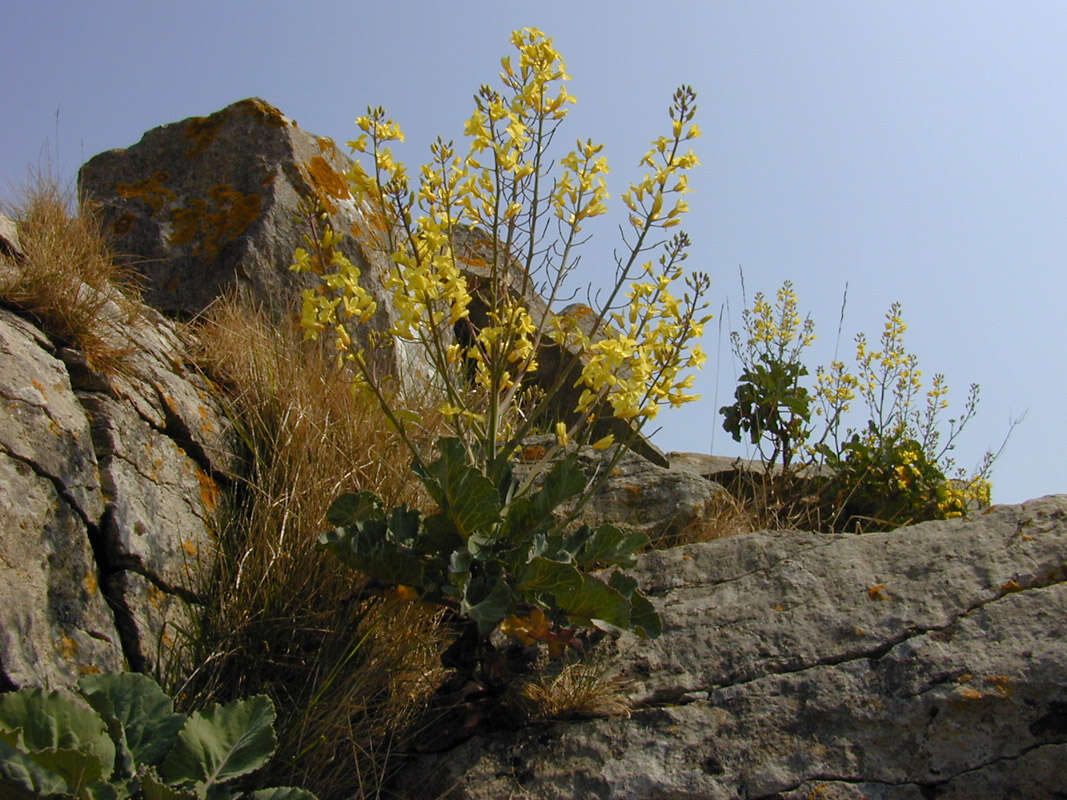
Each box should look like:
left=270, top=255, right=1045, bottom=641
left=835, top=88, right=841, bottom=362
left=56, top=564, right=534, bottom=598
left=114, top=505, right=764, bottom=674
left=720, top=280, right=815, bottom=476
left=0, top=671, right=316, bottom=799
left=722, top=282, right=996, bottom=532
left=293, top=28, right=710, bottom=654
left=813, top=301, right=994, bottom=529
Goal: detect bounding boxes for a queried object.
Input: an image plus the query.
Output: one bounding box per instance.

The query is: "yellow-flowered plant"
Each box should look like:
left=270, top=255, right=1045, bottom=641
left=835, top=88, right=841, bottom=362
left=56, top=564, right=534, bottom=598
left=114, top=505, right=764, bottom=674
left=293, top=29, right=709, bottom=477
left=721, top=280, right=816, bottom=471
left=291, top=29, right=710, bottom=651
left=724, top=283, right=996, bottom=531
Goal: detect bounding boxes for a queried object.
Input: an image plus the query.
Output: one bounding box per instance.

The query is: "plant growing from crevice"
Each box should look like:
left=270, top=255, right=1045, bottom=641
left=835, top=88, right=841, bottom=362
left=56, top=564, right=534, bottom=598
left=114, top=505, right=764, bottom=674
left=0, top=173, right=144, bottom=374
left=293, top=28, right=710, bottom=658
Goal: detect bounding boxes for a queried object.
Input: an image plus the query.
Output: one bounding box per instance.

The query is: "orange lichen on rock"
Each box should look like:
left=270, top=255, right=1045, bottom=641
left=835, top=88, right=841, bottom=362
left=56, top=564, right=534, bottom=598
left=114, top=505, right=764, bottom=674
left=522, top=444, right=547, bottom=462
left=168, top=185, right=261, bottom=259
left=184, top=114, right=222, bottom=156
left=116, top=171, right=176, bottom=214
left=867, top=583, right=888, bottom=600
left=306, top=156, right=350, bottom=213
left=195, top=467, right=220, bottom=512
left=238, top=97, right=287, bottom=127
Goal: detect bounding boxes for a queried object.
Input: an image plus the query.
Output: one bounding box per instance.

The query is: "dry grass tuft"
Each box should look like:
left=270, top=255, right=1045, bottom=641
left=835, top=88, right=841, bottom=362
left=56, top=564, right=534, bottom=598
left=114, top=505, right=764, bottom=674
left=0, top=173, right=142, bottom=372
left=510, top=656, right=632, bottom=722
left=176, top=296, right=453, bottom=799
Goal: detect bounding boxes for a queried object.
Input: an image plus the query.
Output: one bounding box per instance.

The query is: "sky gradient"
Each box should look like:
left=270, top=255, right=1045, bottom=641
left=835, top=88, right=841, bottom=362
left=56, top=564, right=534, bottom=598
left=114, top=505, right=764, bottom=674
left=3, top=1, right=1062, bottom=504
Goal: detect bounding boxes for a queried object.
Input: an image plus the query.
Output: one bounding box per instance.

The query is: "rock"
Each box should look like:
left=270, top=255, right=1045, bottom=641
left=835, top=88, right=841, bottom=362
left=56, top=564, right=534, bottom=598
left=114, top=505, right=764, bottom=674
left=0, top=213, right=23, bottom=261
left=0, top=264, right=237, bottom=687
left=77, top=97, right=426, bottom=383
left=515, top=435, right=727, bottom=546
left=0, top=309, right=122, bottom=688
left=393, top=495, right=1067, bottom=799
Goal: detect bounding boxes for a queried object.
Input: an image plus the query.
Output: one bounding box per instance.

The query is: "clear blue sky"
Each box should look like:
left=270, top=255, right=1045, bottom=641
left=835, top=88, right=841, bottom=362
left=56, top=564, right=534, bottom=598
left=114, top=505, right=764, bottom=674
left=4, top=1, right=1062, bottom=504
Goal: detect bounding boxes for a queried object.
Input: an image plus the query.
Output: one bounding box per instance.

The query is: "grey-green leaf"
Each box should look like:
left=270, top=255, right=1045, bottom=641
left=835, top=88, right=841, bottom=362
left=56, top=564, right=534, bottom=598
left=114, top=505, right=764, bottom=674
left=77, top=672, right=186, bottom=770
left=246, top=788, right=320, bottom=799
left=0, top=687, right=115, bottom=790
left=160, top=695, right=276, bottom=792
left=0, top=738, right=72, bottom=798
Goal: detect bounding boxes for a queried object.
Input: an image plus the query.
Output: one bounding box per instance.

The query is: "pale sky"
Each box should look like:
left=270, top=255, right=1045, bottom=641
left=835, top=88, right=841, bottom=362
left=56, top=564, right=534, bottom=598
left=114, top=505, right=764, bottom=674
left=4, top=1, right=1063, bottom=504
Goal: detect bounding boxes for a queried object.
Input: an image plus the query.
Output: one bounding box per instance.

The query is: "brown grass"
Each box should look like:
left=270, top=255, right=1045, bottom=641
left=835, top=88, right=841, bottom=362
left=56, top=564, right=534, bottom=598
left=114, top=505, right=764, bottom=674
left=175, top=296, right=453, bottom=799
left=0, top=173, right=142, bottom=373
left=509, top=656, right=632, bottom=722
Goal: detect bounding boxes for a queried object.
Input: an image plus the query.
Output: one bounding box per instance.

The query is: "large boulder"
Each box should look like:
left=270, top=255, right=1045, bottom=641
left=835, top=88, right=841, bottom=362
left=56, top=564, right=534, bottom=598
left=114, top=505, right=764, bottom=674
left=0, top=271, right=238, bottom=687
left=77, top=97, right=426, bottom=382
left=394, top=495, right=1067, bottom=799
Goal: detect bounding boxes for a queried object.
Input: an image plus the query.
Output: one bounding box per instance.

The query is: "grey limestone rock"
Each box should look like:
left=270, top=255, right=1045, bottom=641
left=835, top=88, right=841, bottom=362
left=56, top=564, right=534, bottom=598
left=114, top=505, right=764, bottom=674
left=394, top=495, right=1067, bottom=799
left=0, top=274, right=236, bottom=686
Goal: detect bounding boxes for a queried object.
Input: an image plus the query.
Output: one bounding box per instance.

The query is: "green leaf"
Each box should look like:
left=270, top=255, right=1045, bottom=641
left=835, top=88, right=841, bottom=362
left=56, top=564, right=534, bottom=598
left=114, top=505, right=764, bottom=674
left=77, top=672, right=186, bottom=772
left=245, top=787, right=320, bottom=799
left=0, top=738, right=73, bottom=798
left=460, top=579, right=514, bottom=636
left=414, top=438, right=501, bottom=539
left=503, top=455, right=586, bottom=541
left=0, top=687, right=115, bottom=790
left=575, top=524, right=648, bottom=569
left=319, top=522, right=429, bottom=587
left=518, top=558, right=631, bottom=629
left=609, top=571, right=661, bottom=638
left=325, top=491, right=383, bottom=527
left=160, top=695, right=276, bottom=793
left=141, top=766, right=196, bottom=799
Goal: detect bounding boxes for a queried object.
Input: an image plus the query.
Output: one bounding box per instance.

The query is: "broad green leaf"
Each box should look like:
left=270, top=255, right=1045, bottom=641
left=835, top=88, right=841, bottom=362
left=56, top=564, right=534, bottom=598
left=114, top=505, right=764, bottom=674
left=414, top=438, right=501, bottom=538
left=0, top=738, right=71, bottom=798
left=325, top=491, right=383, bottom=527
left=627, top=590, right=662, bottom=639
left=518, top=557, right=632, bottom=630
left=503, top=455, right=586, bottom=540
left=608, top=572, right=661, bottom=638
left=517, top=556, right=582, bottom=597
left=78, top=672, right=186, bottom=771
left=246, top=788, right=320, bottom=799
left=575, top=524, right=648, bottom=569
left=0, top=687, right=114, bottom=789
left=460, top=579, right=514, bottom=636
left=421, top=512, right=465, bottom=553
left=140, top=765, right=196, bottom=800
left=17, top=745, right=108, bottom=795
left=160, top=695, right=276, bottom=792
left=319, top=522, right=428, bottom=587
left=559, top=574, right=632, bottom=630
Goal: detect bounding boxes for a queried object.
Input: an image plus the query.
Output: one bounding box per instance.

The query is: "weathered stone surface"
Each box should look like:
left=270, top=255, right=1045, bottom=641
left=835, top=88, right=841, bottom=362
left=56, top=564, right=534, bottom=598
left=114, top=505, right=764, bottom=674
left=76, top=97, right=426, bottom=383
left=394, top=495, right=1067, bottom=799
left=0, top=268, right=234, bottom=686
left=0, top=213, right=22, bottom=261
left=516, top=435, right=727, bottom=546
left=0, top=309, right=123, bottom=687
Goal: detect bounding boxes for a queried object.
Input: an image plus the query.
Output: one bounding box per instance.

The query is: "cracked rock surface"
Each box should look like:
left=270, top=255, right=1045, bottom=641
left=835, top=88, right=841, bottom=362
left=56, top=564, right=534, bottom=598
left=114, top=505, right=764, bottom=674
left=394, top=496, right=1067, bottom=799
left=0, top=294, right=237, bottom=687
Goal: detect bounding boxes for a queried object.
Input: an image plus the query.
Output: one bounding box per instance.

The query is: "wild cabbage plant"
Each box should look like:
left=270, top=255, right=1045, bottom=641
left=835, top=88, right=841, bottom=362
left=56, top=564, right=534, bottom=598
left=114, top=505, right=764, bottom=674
left=722, top=281, right=996, bottom=531
left=0, top=672, right=316, bottom=799
left=291, top=28, right=710, bottom=646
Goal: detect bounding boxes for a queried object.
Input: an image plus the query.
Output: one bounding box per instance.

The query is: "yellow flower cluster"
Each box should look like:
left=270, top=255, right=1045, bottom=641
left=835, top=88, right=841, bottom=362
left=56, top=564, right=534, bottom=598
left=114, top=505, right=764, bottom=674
left=733, top=280, right=816, bottom=376
left=291, top=28, right=711, bottom=475
left=291, top=223, right=377, bottom=356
